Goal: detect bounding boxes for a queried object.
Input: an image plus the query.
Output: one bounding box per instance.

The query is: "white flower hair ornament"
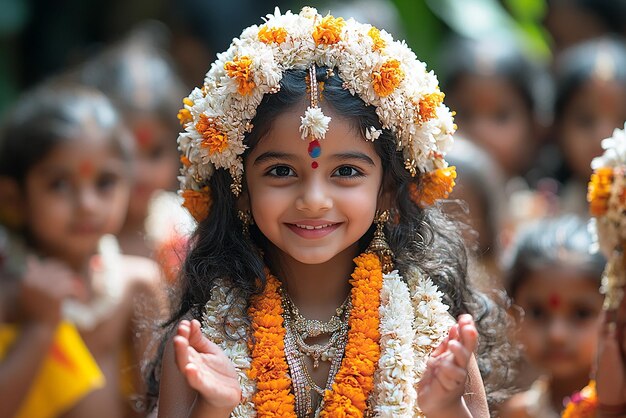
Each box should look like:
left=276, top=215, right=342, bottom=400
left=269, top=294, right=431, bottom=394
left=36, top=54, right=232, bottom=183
left=176, top=7, right=457, bottom=222
left=587, top=122, right=626, bottom=311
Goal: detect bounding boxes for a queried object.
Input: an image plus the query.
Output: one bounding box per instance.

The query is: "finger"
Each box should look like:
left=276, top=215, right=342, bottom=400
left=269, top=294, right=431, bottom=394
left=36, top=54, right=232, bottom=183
left=178, top=320, right=191, bottom=339
left=173, top=335, right=191, bottom=373
left=431, top=335, right=449, bottom=357
left=188, top=320, right=216, bottom=354
left=448, top=339, right=471, bottom=369
left=458, top=321, right=478, bottom=353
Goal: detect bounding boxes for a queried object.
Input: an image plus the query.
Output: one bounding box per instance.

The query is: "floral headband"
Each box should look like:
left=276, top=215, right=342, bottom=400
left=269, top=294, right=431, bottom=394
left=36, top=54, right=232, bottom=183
left=177, top=7, right=457, bottom=222
left=587, top=122, right=626, bottom=311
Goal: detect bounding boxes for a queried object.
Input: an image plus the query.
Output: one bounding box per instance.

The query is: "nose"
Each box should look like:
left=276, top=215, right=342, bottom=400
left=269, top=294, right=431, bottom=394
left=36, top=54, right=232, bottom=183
left=295, top=176, right=333, bottom=214
left=76, top=186, right=100, bottom=214
left=546, top=317, right=569, bottom=344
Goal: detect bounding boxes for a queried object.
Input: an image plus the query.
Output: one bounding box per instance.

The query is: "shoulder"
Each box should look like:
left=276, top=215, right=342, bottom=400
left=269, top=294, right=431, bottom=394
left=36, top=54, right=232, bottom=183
left=497, top=391, right=531, bottom=418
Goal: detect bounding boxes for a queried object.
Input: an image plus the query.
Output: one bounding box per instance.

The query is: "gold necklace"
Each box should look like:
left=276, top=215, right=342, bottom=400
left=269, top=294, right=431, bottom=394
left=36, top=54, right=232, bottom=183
left=280, top=289, right=350, bottom=417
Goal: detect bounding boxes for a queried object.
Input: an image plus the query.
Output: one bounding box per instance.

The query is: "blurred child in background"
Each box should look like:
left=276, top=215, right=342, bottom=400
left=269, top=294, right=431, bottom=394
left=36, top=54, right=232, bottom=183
left=439, top=37, right=547, bottom=185
left=549, top=37, right=626, bottom=217
left=0, top=83, right=164, bottom=418
left=499, top=216, right=605, bottom=418
left=71, top=24, right=194, bottom=282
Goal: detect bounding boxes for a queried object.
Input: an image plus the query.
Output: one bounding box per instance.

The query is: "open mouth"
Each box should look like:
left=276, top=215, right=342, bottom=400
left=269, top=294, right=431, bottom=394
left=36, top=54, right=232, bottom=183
left=294, top=223, right=335, bottom=230
left=287, top=222, right=341, bottom=238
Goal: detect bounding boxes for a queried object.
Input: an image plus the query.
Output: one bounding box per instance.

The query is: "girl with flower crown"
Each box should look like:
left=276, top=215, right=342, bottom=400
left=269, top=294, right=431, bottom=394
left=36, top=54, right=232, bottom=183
left=150, top=7, right=513, bottom=418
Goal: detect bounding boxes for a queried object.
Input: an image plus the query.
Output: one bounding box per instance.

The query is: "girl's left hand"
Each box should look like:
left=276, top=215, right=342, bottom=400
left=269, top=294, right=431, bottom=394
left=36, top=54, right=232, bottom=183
left=417, top=314, right=478, bottom=417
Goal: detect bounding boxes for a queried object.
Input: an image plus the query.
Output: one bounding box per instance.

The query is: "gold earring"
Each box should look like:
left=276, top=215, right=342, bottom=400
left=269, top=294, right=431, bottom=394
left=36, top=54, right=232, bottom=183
left=366, top=210, right=394, bottom=273
left=237, top=210, right=254, bottom=236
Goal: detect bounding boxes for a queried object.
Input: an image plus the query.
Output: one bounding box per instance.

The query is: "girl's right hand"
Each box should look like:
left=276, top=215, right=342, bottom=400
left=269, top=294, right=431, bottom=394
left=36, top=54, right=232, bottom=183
left=173, top=319, right=242, bottom=413
left=18, top=256, right=80, bottom=326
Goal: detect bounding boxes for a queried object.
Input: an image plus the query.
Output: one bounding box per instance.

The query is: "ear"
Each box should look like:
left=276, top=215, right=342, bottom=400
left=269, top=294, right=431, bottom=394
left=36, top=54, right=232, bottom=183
left=0, top=177, right=25, bottom=229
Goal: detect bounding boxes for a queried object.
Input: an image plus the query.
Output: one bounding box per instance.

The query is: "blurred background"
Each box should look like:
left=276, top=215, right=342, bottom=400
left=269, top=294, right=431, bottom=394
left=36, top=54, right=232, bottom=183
left=1, top=1, right=626, bottom=415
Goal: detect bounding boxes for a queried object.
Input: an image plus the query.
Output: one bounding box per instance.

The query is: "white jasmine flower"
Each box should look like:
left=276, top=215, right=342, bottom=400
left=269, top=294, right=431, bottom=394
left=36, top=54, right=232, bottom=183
left=299, top=106, right=331, bottom=140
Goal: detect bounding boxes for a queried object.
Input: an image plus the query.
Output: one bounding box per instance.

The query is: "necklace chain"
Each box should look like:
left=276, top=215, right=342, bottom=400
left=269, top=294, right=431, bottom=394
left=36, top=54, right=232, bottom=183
left=281, top=288, right=350, bottom=417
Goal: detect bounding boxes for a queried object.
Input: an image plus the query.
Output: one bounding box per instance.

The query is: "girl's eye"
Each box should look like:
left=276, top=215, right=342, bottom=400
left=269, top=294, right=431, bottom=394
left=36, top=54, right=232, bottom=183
left=268, top=166, right=295, bottom=177
left=49, top=178, right=71, bottom=193
left=526, top=305, right=546, bottom=321
left=332, top=166, right=362, bottom=177
left=572, top=307, right=595, bottom=321
left=96, top=173, right=120, bottom=191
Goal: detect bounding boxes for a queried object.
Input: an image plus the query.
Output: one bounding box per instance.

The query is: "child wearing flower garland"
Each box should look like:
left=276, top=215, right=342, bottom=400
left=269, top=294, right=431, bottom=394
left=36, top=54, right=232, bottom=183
left=0, top=83, right=165, bottom=418
left=152, top=7, right=513, bottom=418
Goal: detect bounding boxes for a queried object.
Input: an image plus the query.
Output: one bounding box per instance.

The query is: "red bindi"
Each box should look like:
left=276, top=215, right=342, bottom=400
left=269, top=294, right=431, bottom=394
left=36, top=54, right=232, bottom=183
left=78, top=160, right=95, bottom=177
left=311, top=161, right=319, bottom=169
left=133, top=124, right=154, bottom=149
left=548, top=293, right=561, bottom=309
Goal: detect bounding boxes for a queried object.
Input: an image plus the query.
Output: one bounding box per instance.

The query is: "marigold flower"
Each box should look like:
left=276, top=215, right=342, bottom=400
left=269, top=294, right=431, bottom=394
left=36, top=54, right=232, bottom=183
left=177, top=108, right=192, bottom=126
left=588, top=167, right=614, bottom=217
left=418, top=91, right=445, bottom=123
left=181, top=187, right=211, bottom=222
left=196, top=114, right=229, bottom=155
left=372, top=59, right=405, bottom=97
left=368, top=27, right=385, bottom=51
left=258, top=25, right=288, bottom=44
left=313, top=15, right=345, bottom=45
left=224, top=55, right=256, bottom=95
left=179, top=155, right=191, bottom=167
left=410, top=166, right=457, bottom=207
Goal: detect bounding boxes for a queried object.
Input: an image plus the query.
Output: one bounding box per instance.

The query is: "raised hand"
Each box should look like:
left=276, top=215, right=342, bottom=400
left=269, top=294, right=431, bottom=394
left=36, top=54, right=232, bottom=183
left=173, top=319, right=242, bottom=413
left=595, top=297, right=626, bottom=415
left=417, top=314, right=479, bottom=417
left=18, top=256, right=81, bottom=326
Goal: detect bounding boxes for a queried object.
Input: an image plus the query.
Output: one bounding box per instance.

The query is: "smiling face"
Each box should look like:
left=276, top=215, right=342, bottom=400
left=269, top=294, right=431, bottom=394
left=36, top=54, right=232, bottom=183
left=21, top=130, right=131, bottom=268
left=514, top=266, right=603, bottom=380
left=243, top=103, right=383, bottom=266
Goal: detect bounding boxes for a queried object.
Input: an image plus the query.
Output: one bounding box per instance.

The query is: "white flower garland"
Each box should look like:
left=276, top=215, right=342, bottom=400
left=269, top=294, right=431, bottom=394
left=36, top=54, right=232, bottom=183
left=201, top=281, right=257, bottom=417
left=201, top=270, right=452, bottom=417
left=371, top=270, right=416, bottom=417
left=406, top=266, right=455, bottom=417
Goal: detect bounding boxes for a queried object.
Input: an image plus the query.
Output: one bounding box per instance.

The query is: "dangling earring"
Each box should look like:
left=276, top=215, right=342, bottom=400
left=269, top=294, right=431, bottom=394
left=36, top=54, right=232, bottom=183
left=237, top=210, right=254, bottom=237
left=366, top=210, right=394, bottom=273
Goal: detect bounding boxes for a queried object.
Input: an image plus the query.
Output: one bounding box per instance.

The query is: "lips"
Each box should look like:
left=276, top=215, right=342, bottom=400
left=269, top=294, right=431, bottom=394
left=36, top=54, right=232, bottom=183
left=286, top=221, right=341, bottom=239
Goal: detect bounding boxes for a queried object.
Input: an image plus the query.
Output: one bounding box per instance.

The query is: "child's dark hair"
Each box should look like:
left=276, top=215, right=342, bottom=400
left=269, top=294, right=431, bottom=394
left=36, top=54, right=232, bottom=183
left=0, top=82, right=133, bottom=185
left=504, top=215, right=606, bottom=299
left=438, top=36, right=549, bottom=120
left=148, top=66, right=516, bottom=410
left=553, top=36, right=626, bottom=122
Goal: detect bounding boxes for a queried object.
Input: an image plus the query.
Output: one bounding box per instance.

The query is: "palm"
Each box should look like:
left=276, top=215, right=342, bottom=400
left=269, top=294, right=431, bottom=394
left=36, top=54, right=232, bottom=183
left=174, top=319, right=242, bottom=410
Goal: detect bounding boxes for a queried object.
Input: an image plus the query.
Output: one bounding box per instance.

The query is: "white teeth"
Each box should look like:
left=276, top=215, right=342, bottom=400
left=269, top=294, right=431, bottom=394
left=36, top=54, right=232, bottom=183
left=295, top=224, right=331, bottom=230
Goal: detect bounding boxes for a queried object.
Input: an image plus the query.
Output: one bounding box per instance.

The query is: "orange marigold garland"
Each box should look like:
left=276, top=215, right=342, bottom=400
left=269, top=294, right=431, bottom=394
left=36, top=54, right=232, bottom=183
left=409, top=166, right=457, bottom=208
left=224, top=56, right=256, bottom=96
left=181, top=186, right=212, bottom=222
left=248, top=274, right=297, bottom=417
left=246, top=253, right=383, bottom=417
left=258, top=25, right=288, bottom=44
left=562, top=381, right=597, bottom=418
left=320, top=253, right=382, bottom=416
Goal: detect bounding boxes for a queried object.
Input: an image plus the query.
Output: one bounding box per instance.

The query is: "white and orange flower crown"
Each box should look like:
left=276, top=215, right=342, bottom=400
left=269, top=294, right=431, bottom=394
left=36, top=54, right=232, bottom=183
left=177, top=7, right=457, bottom=221
left=587, top=122, right=626, bottom=310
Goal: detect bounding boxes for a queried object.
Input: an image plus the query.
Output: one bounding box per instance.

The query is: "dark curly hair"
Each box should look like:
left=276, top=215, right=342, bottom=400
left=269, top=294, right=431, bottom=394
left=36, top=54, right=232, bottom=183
left=147, top=66, right=516, bottom=411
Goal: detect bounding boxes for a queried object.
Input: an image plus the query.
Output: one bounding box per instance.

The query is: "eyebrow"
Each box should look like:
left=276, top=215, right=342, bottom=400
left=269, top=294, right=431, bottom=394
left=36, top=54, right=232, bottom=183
left=253, top=151, right=297, bottom=166
left=331, top=152, right=376, bottom=166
